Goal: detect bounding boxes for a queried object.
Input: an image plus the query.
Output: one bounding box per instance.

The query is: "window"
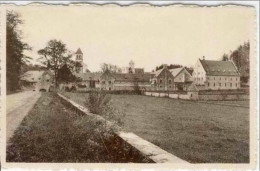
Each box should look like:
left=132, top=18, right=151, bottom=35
left=169, top=86, right=171, bottom=88
left=108, top=81, right=112, bottom=84
left=160, top=85, right=162, bottom=88
left=219, top=83, right=221, bottom=87
left=230, top=83, right=232, bottom=87
left=160, top=79, right=162, bottom=84
left=168, top=79, right=172, bottom=84
left=208, top=82, right=210, bottom=87
left=225, top=83, right=226, bottom=87
left=213, top=83, right=215, bottom=87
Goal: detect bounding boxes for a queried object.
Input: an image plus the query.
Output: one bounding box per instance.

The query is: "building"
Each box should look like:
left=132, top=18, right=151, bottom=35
left=74, top=48, right=89, bottom=73
left=170, top=67, right=193, bottom=91
left=99, top=70, right=152, bottom=91
left=193, top=57, right=240, bottom=90
left=150, top=65, right=175, bottom=91
left=20, top=70, right=53, bottom=91
left=75, top=72, right=102, bottom=89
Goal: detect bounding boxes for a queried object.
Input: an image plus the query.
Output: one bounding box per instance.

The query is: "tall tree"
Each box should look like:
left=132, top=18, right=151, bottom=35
left=230, top=42, right=250, bottom=83
left=6, top=11, right=31, bottom=92
left=38, top=40, right=72, bottom=87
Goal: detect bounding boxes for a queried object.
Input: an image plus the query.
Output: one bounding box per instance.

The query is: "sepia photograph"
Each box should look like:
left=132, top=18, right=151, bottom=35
left=0, top=2, right=258, bottom=170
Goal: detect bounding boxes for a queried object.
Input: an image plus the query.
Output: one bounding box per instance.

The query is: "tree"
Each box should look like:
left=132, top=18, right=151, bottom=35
left=38, top=40, right=72, bottom=87
left=230, top=42, right=250, bottom=83
left=57, top=63, right=80, bottom=83
left=100, top=63, right=120, bottom=73
left=222, top=53, right=229, bottom=61
left=6, top=11, right=31, bottom=92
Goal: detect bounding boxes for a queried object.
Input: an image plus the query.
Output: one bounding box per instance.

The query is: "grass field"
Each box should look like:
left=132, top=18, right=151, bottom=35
left=62, top=92, right=249, bottom=163
left=7, top=93, right=152, bottom=163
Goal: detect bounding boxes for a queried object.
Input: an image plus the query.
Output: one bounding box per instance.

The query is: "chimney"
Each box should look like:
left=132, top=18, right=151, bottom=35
left=203, top=56, right=205, bottom=60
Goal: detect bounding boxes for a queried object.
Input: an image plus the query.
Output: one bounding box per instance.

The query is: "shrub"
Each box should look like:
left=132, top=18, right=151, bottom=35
left=85, top=91, right=125, bottom=126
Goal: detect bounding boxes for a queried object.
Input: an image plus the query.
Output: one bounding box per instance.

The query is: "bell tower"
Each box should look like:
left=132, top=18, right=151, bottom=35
left=75, top=48, right=83, bottom=62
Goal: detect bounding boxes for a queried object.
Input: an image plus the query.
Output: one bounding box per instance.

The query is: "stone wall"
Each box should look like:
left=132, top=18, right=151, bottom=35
left=144, top=91, right=248, bottom=101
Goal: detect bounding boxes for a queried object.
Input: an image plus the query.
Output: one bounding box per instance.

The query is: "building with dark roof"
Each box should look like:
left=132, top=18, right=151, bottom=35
left=99, top=70, right=152, bottom=91
left=193, top=58, right=240, bottom=90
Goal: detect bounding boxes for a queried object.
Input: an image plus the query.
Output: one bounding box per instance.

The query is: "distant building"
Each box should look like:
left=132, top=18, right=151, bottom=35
left=75, top=72, right=102, bottom=89
left=170, top=67, right=193, bottom=91
left=74, top=48, right=89, bottom=73
left=193, top=57, right=240, bottom=90
left=99, top=70, right=152, bottom=91
left=20, top=70, right=53, bottom=91
left=150, top=65, right=174, bottom=91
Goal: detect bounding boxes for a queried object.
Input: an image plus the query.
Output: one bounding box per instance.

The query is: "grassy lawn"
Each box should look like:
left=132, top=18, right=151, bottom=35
left=62, top=92, right=249, bottom=163
left=7, top=93, right=152, bottom=163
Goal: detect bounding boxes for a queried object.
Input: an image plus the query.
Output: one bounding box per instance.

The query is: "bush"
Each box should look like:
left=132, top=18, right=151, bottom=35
left=85, top=91, right=125, bottom=126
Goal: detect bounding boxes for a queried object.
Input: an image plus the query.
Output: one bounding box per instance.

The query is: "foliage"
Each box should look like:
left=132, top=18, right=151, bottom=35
left=222, top=53, right=229, bottom=61
left=21, top=63, right=46, bottom=73
left=6, top=11, right=31, bottom=92
left=57, top=63, right=80, bottom=83
left=38, top=39, right=73, bottom=87
left=230, top=42, right=250, bottom=82
left=100, top=63, right=121, bottom=73
left=85, top=91, right=126, bottom=126
left=155, top=64, right=182, bottom=71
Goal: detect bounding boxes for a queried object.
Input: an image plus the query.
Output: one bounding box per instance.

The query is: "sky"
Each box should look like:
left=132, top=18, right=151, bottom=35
left=15, top=5, right=254, bottom=72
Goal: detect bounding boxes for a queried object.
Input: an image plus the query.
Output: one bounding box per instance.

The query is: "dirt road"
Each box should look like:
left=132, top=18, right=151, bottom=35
left=6, top=91, right=41, bottom=142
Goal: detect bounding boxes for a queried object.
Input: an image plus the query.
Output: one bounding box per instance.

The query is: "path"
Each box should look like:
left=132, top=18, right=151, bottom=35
left=6, top=91, right=41, bottom=142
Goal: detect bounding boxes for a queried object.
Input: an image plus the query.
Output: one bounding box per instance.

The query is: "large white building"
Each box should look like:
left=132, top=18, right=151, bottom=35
left=193, top=57, right=240, bottom=90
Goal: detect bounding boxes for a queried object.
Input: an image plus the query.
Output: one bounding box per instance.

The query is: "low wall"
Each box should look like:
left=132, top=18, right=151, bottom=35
left=144, top=91, right=248, bottom=101
left=145, top=91, right=190, bottom=100
left=198, top=94, right=249, bottom=101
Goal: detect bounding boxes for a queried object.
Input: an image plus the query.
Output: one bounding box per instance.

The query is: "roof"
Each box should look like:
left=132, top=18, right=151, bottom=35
left=75, top=72, right=101, bottom=81
left=200, top=59, right=240, bottom=76
left=169, top=67, right=183, bottom=77
left=21, top=70, right=45, bottom=82
left=75, top=48, right=83, bottom=54
left=101, top=71, right=152, bottom=82
left=152, top=68, right=163, bottom=77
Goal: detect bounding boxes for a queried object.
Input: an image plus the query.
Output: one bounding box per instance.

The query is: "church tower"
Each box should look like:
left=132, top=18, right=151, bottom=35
left=75, top=48, right=83, bottom=62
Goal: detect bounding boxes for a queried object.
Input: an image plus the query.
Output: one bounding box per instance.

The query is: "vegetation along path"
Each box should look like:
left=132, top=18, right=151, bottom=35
left=6, top=93, right=153, bottom=163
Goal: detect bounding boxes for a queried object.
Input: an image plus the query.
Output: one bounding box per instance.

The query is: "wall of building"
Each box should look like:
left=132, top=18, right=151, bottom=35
left=153, top=69, right=175, bottom=91
left=205, top=76, right=240, bottom=90
left=193, top=60, right=206, bottom=85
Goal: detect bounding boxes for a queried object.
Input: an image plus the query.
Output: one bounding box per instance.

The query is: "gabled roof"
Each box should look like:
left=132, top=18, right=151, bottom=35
left=169, top=67, right=183, bottom=77
left=75, top=48, right=83, bottom=54
left=152, top=68, right=163, bottom=77
left=200, top=59, right=240, bottom=76
left=75, top=72, right=101, bottom=81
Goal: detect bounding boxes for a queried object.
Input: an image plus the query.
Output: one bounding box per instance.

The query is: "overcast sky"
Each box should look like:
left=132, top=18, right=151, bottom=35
left=16, top=5, right=254, bottom=72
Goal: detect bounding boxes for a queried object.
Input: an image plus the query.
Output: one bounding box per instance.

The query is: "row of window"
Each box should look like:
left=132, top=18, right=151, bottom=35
left=195, top=77, right=239, bottom=81
left=209, top=77, right=239, bottom=81
left=155, top=79, right=172, bottom=84
left=208, top=82, right=239, bottom=87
